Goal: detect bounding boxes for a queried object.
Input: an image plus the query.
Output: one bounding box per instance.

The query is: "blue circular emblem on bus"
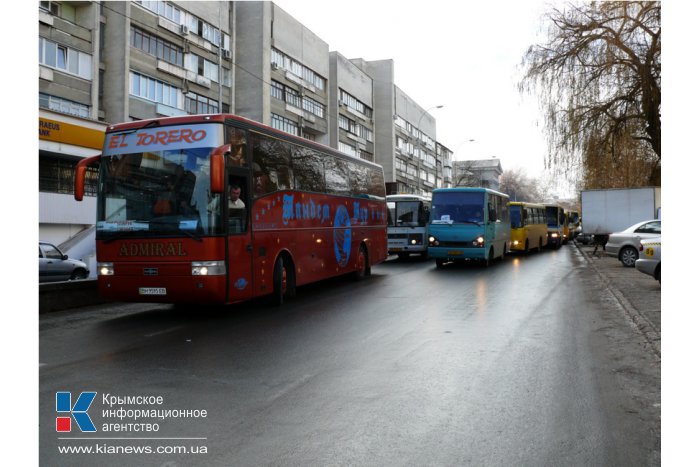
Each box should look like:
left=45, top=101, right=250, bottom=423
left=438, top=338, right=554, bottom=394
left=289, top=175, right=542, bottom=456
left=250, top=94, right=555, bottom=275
left=334, top=205, right=352, bottom=267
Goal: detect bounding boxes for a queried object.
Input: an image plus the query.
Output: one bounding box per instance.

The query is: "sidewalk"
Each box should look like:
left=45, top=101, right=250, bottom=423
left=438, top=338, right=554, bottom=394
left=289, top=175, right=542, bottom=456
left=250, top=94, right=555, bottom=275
left=575, top=240, right=661, bottom=357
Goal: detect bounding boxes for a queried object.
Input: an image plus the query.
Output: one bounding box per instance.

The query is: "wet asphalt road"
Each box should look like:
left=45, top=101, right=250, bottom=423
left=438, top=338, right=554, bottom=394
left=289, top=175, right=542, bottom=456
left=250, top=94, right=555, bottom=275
left=39, top=245, right=660, bottom=466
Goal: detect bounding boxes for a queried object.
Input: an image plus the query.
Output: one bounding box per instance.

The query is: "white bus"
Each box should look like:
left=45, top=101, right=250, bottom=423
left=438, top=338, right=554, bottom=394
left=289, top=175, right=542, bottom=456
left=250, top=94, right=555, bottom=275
left=386, top=194, right=431, bottom=260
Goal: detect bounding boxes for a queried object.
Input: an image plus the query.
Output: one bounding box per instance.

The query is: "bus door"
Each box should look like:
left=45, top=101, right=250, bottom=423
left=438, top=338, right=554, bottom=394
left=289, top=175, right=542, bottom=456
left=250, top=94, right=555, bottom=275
left=226, top=171, right=254, bottom=302
left=486, top=195, right=498, bottom=245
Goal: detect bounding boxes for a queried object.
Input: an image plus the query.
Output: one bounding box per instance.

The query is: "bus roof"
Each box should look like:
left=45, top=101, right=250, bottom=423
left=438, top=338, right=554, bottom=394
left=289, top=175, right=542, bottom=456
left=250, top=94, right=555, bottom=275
left=508, top=201, right=545, bottom=208
left=432, top=187, right=509, bottom=198
left=386, top=194, right=431, bottom=202
left=103, top=113, right=384, bottom=171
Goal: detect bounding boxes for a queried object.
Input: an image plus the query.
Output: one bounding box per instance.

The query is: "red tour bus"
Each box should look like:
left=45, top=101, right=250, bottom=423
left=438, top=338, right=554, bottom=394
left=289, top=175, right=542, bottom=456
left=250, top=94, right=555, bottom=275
left=74, top=114, right=387, bottom=305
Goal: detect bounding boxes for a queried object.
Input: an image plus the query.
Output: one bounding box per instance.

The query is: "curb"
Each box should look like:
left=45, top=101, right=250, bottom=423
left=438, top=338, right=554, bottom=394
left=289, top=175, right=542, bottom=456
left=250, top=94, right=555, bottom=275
left=575, top=241, right=661, bottom=358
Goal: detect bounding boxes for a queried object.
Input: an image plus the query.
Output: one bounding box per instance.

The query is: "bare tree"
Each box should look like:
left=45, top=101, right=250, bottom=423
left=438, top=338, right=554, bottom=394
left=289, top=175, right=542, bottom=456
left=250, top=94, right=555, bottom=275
left=452, top=161, right=483, bottom=187
left=499, top=168, right=546, bottom=202
left=520, top=2, right=660, bottom=186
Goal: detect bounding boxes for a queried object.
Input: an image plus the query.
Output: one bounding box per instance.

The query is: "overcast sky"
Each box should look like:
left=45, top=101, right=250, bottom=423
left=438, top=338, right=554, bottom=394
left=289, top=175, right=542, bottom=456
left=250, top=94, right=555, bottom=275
left=274, top=0, right=556, bottom=189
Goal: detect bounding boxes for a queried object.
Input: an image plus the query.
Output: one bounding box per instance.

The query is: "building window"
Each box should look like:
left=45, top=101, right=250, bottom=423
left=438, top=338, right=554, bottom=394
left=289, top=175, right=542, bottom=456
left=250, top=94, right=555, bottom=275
left=136, top=1, right=181, bottom=24
left=185, top=13, right=230, bottom=49
left=185, top=54, right=220, bottom=83
left=339, top=114, right=356, bottom=134
left=271, top=48, right=326, bottom=91
left=185, top=92, right=220, bottom=114
left=338, top=141, right=357, bottom=158
left=129, top=71, right=181, bottom=108
left=271, top=81, right=283, bottom=100
left=39, top=1, right=60, bottom=15
left=40, top=156, right=98, bottom=196
left=271, top=80, right=323, bottom=116
left=39, top=38, right=92, bottom=80
left=302, top=97, right=324, bottom=118
left=271, top=113, right=299, bottom=136
left=39, top=93, right=89, bottom=118
left=358, top=124, right=373, bottom=142
left=358, top=149, right=373, bottom=162
left=130, top=26, right=183, bottom=67
left=340, top=89, right=372, bottom=118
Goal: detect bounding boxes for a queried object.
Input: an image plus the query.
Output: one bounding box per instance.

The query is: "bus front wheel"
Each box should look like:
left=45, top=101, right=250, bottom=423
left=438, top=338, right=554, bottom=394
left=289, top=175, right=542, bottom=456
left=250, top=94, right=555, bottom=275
left=435, top=258, right=447, bottom=269
left=484, top=248, right=494, bottom=267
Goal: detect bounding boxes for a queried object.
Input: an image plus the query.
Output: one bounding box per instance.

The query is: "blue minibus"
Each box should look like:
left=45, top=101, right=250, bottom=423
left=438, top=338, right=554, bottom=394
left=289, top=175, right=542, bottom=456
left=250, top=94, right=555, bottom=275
left=427, top=187, right=511, bottom=267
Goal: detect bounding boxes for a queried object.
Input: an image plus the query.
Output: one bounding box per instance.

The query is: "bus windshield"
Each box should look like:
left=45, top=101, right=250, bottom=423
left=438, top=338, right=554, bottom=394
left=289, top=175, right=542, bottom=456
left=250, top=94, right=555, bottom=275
left=431, top=191, right=484, bottom=224
left=545, top=206, right=559, bottom=227
left=97, top=147, right=223, bottom=239
left=510, top=205, right=522, bottom=228
left=387, top=201, right=424, bottom=227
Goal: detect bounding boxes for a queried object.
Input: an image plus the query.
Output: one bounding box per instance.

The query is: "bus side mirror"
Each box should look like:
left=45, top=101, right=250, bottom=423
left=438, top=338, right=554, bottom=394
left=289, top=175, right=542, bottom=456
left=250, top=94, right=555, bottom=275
left=74, top=155, right=101, bottom=201
left=210, top=144, right=230, bottom=194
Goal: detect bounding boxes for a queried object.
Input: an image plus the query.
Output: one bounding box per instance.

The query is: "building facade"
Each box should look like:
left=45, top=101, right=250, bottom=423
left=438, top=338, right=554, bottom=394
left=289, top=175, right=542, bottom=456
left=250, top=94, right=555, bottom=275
left=38, top=1, right=451, bottom=269
left=453, top=158, right=503, bottom=190
left=350, top=59, right=452, bottom=196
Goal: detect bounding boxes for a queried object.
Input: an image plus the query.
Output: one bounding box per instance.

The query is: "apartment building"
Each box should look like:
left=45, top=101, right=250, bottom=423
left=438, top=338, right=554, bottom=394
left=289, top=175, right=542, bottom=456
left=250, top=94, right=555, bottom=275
left=329, top=51, right=375, bottom=162
left=39, top=1, right=105, bottom=271
left=350, top=59, right=452, bottom=196
left=453, top=158, right=503, bottom=190
left=38, top=1, right=450, bottom=263
left=234, top=2, right=330, bottom=144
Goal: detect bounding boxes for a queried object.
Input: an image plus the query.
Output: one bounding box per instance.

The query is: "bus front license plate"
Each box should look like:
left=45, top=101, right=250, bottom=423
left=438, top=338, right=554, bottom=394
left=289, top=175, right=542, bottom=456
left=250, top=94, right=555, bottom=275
left=139, top=287, right=166, bottom=295
left=447, top=250, right=463, bottom=256
left=389, top=248, right=402, bottom=252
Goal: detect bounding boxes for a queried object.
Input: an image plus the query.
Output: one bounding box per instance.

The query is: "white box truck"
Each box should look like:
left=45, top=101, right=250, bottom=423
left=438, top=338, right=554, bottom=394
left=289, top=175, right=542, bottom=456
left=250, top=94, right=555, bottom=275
left=580, top=187, right=661, bottom=237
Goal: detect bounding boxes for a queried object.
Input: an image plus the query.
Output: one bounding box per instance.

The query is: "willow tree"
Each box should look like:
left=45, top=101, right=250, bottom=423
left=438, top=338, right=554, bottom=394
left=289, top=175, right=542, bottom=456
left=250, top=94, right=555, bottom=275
left=520, top=1, right=661, bottom=187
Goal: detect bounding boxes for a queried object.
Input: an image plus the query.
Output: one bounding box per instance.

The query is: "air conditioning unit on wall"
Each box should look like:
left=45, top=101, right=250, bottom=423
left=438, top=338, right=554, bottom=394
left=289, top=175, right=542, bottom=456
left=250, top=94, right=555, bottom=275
left=180, top=24, right=189, bottom=35
left=221, top=49, right=231, bottom=59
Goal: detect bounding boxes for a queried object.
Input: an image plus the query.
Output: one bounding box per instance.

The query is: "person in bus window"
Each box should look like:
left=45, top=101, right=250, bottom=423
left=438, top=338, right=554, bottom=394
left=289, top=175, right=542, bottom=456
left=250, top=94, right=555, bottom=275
left=227, top=183, right=246, bottom=233
left=209, top=184, right=245, bottom=211
left=228, top=183, right=245, bottom=209
left=253, top=163, right=275, bottom=197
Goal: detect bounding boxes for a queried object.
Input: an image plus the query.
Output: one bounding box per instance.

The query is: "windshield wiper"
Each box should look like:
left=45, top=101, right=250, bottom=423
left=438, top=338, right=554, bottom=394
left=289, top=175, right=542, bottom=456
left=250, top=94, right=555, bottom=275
left=102, top=230, right=143, bottom=244
left=177, top=227, right=202, bottom=242
left=119, top=119, right=160, bottom=136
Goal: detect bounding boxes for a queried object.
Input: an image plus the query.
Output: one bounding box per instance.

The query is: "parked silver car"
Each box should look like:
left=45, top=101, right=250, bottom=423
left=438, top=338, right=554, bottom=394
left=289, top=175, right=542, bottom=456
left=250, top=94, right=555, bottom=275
left=39, top=241, right=89, bottom=282
left=605, top=219, right=661, bottom=267
left=635, top=237, right=661, bottom=283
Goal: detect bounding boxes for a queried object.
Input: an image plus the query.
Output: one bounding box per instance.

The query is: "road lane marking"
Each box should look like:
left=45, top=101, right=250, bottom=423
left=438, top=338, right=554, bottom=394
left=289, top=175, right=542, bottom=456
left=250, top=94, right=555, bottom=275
left=144, top=325, right=184, bottom=338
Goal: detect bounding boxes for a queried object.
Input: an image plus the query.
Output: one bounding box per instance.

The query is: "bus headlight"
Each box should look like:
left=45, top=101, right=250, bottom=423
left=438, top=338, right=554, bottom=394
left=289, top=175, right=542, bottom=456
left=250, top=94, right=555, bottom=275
left=428, top=236, right=439, bottom=246
left=98, top=262, right=114, bottom=276
left=512, top=240, right=520, bottom=246
left=550, top=232, right=559, bottom=238
left=192, top=261, right=226, bottom=276
left=408, top=234, right=423, bottom=245
left=471, top=236, right=485, bottom=247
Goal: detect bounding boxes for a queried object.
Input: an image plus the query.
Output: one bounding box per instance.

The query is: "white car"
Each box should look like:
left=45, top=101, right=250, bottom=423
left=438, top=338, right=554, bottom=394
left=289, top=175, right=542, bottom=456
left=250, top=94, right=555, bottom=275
left=605, top=219, right=661, bottom=267
left=635, top=237, right=661, bottom=283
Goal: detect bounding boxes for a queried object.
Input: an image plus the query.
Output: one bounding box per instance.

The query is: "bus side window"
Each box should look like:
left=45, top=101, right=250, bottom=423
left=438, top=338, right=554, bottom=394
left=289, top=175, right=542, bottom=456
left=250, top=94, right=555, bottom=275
left=227, top=176, right=248, bottom=234
left=250, top=132, right=295, bottom=197
left=226, top=128, right=248, bottom=168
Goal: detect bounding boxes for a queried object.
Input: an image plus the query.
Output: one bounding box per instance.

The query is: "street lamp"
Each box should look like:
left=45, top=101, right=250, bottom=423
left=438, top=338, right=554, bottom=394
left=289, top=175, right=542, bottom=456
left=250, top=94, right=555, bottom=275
left=413, top=105, right=443, bottom=195
left=453, top=138, right=476, bottom=160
